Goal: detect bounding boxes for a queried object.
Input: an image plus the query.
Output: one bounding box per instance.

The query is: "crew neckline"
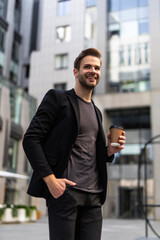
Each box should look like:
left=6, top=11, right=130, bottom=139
left=76, top=95, right=92, bottom=104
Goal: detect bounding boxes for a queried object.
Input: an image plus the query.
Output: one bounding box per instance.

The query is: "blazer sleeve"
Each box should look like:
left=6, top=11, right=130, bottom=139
left=23, top=89, right=61, bottom=180
left=94, top=105, right=114, bottom=163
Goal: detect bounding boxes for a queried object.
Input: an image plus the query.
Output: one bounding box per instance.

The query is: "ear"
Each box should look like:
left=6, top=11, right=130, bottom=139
left=73, top=68, right=78, bottom=78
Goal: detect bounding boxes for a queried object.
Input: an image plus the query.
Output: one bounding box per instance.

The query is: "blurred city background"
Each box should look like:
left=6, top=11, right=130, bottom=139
left=0, top=0, right=160, bottom=235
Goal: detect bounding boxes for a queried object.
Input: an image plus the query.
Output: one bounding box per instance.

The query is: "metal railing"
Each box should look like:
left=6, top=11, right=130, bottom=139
left=138, top=134, right=160, bottom=238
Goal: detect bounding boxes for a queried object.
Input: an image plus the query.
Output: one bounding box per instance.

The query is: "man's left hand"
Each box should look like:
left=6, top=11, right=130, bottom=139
left=107, top=131, right=126, bottom=157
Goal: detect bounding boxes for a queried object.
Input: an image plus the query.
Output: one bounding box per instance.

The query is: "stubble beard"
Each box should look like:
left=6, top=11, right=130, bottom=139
left=78, top=73, right=99, bottom=90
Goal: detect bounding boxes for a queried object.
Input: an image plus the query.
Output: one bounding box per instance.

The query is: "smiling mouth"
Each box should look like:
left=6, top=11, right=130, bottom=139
left=86, top=75, right=98, bottom=80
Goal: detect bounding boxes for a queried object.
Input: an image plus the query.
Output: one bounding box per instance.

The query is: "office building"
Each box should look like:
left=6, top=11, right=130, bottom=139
left=28, top=0, right=160, bottom=220
left=0, top=0, right=43, bottom=213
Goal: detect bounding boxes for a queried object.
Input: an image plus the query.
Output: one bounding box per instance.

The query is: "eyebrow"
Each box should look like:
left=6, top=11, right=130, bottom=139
left=83, top=64, right=101, bottom=68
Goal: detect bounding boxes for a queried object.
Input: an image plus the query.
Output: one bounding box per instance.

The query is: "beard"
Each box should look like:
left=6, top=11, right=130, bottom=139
left=78, top=72, right=99, bottom=90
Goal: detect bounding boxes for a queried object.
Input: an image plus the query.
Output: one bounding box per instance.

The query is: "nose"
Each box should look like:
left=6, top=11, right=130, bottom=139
left=90, top=67, right=96, bottom=73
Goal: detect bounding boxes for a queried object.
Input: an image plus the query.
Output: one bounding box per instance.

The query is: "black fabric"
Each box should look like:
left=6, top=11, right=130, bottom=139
left=23, top=88, right=114, bottom=204
left=47, top=187, right=102, bottom=240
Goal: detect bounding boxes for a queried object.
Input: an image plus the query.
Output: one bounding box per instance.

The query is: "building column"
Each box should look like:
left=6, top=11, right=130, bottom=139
left=151, top=90, right=160, bottom=220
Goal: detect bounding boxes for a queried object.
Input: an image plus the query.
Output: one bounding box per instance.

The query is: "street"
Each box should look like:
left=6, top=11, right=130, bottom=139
left=0, top=217, right=160, bottom=240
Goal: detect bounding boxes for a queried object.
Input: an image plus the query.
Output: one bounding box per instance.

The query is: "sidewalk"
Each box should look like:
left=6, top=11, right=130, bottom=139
left=0, top=217, right=160, bottom=240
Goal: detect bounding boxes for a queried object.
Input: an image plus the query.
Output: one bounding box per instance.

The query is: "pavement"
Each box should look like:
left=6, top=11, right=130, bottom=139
left=0, top=217, right=160, bottom=240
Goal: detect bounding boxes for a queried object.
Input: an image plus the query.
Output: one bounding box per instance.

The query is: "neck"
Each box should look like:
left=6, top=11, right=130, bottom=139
left=74, top=85, right=92, bottom=102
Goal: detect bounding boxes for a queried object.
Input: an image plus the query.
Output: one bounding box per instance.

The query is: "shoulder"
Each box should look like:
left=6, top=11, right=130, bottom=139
left=44, top=88, right=74, bottom=98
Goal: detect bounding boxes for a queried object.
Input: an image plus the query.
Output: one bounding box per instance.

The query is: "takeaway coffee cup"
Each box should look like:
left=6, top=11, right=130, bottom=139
left=109, top=125, right=124, bottom=147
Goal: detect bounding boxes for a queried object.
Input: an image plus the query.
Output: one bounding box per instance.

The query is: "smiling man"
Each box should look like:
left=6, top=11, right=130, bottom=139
left=23, top=48, right=126, bottom=240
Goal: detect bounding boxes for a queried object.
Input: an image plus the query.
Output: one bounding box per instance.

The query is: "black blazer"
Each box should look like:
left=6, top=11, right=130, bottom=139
left=23, top=89, right=113, bottom=204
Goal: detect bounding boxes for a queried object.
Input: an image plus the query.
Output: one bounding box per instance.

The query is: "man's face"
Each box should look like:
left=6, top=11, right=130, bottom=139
left=75, top=56, right=101, bottom=90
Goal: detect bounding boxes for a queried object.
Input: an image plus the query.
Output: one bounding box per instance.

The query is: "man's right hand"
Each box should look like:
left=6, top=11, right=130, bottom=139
left=43, top=174, right=76, bottom=199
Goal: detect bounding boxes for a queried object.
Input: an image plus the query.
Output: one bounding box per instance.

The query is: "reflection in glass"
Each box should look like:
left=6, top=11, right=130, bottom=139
left=138, top=0, right=148, bottom=7
left=120, top=8, right=138, bottom=21
left=108, top=0, right=150, bottom=93
left=109, top=0, right=120, bottom=12
left=107, top=108, right=151, bottom=164
left=139, top=19, right=149, bottom=34
left=55, top=54, right=68, bottom=69
left=138, top=7, right=148, bottom=19
left=57, top=0, right=71, bottom=16
left=121, top=0, right=137, bottom=10
left=121, top=21, right=138, bottom=37
left=84, top=6, right=97, bottom=47
left=7, top=138, right=18, bottom=172
left=119, top=47, right=124, bottom=65
left=56, top=26, right=71, bottom=43
left=86, top=0, right=96, bottom=7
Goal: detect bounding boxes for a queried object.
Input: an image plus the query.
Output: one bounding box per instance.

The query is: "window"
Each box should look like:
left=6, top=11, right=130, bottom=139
left=7, top=138, right=18, bottom=172
left=121, top=21, right=138, bottom=38
left=0, top=26, right=5, bottom=51
left=55, top=54, right=68, bottom=69
left=54, top=83, right=66, bottom=90
left=144, top=43, right=149, bottom=63
left=119, top=47, right=124, bottom=65
left=107, top=107, right=151, bottom=164
left=11, top=40, right=19, bottom=62
left=121, top=0, right=137, bottom=10
left=0, top=0, right=4, bottom=17
left=120, top=8, right=138, bottom=21
left=14, top=0, right=21, bottom=32
left=138, top=7, right=148, bottom=19
left=56, top=26, right=71, bottom=43
left=25, top=64, right=30, bottom=78
left=10, top=61, right=18, bottom=84
left=84, top=6, right=97, bottom=47
left=0, top=0, right=8, bottom=19
left=137, top=44, right=142, bottom=64
left=128, top=46, right=131, bottom=65
left=109, top=0, right=120, bottom=12
left=57, top=0, right=71, bottom=16
left=138, top=0, right=148, bottom=7
left=86, top=0, right=96, bottom=7
left=139, top=19, right=149, bottom=34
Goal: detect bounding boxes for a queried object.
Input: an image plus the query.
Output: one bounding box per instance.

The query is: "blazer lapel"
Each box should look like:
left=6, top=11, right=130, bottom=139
left=93, top=102, right=106, bottom=143
left=67, top=89, right=80, bottom=130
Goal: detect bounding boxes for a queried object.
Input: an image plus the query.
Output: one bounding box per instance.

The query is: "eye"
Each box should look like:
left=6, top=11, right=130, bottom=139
left=84, top=65, right=91, bottom=69
left=95, top=67, right=100, bottom=70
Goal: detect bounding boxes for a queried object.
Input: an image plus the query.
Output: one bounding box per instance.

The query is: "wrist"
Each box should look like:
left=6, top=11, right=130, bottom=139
left=107, top=147, right=113, bottom=157
left=43, top=174, right=56, bottom=184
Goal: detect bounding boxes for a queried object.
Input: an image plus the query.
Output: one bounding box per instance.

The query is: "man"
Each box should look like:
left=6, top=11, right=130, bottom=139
left=23, top=48, right=125, bottom=240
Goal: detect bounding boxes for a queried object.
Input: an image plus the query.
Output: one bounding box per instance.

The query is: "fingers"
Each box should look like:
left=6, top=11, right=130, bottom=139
left=63, top=179, right=76, bottom=186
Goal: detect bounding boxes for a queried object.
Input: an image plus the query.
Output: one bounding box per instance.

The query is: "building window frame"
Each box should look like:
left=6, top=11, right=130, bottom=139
left=56, top=25, right=71, bottom=43
left=57, top=0, right=71, bottom=16
left=86, top=0, right=96, bottom=8
left=55, top=53, right=68, bottom=70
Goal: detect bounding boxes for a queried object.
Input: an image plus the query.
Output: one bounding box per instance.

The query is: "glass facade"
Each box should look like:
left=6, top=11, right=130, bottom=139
left=14, top=0, right=21, bottom=33
left=86, top=0, right=96, bottom=8
left=0, top=26, right=5, bottom=52
left=0, top=0, right=8, bottom=19
left=107, top=0, right=150, bottom=93
left=107, top=107, right=151, bottom=164
left=7, top=138, right=18, bottom=172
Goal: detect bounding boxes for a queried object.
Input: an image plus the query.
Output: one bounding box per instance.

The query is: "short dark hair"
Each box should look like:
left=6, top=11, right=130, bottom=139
left=74, top=48, right=102, bottom=70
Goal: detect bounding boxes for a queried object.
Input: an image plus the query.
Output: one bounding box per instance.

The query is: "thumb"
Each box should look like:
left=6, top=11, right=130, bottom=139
left=64, top=179, right=76, bottom=186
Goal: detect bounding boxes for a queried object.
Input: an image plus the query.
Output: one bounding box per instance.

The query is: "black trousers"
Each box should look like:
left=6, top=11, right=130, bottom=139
left=46, top=187, right=102, bottom=240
